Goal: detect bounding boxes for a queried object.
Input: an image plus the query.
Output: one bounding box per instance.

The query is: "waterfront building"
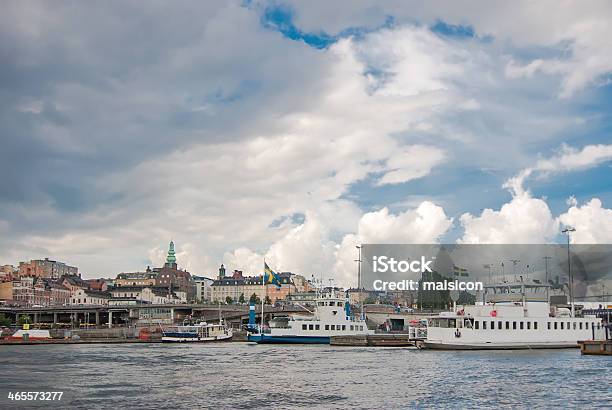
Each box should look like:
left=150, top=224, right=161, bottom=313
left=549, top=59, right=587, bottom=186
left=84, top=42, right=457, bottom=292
left=84, top=278, right=109, bottom=291
left=18, top=258, right=78, bottom=279
left=59, top=274, right=88, bottom=293
left=70, top=288, right=111, bottom=306
left=115, top=269, right=157, bottom=287
left=211, top=266, right=313, bottom=304
left=1, top=264, right=16, bottom=280
left=0, top=281, right=13, bottom=303
left=192, top=276, right=214, bottom=302
left=152, top=241, right=196, bottom=301
left=109, top=286, right=182, bottom=304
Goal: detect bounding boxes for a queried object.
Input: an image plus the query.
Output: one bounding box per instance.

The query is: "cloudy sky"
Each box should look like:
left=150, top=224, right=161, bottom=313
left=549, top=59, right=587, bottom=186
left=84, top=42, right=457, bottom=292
left=1, top=1, right=612, bottom=285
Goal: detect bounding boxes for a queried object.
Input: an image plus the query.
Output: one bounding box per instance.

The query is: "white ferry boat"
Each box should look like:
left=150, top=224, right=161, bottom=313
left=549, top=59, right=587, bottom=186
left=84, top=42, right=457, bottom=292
left=422, top=280, right=606, bottom=350
left=248, top=289, right=373, bottom=344
left=162, top=321, right=232, bottom=343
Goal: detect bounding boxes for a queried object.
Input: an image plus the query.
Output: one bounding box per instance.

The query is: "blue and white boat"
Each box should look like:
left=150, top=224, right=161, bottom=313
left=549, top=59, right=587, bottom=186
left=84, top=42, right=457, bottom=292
left=248, top=289, right=372, bottom=344
left=162, top=321, right=233, bottom=343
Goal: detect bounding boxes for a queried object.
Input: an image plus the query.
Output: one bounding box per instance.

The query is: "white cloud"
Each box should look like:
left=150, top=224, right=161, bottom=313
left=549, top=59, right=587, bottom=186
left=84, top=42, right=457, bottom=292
left=506, top=143, right=612, bottom=196
left=459, top=190, right=558, bottom=244
left=334, top=201, right=453, bottom=285
left=558, top=198, right=612, bottom=243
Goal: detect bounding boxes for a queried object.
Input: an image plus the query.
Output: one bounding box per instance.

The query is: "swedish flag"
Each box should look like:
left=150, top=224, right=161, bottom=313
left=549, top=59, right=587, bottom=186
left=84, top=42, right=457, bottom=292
left=264, top=262, right=282, bottom=288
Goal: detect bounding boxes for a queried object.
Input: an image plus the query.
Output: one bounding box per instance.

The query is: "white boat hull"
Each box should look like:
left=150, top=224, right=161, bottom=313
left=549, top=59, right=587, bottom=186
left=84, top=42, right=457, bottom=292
left=162, top=333, right=232, bottom=343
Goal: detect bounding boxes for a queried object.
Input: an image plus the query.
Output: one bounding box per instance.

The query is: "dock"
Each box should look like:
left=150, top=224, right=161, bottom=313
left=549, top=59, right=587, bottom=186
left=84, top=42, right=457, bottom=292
left=330, top=333, right=416, bottom=347
left=578, top=340, right=612, bottom=355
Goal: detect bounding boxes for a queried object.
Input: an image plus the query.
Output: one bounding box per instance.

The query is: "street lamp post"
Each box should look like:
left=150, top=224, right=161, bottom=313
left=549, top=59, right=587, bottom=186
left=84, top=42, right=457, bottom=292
left=562, top=226, right=576, bottom=317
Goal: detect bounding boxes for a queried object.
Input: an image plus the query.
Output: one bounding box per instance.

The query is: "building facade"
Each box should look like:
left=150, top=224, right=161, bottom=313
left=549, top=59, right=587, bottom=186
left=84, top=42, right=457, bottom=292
left=19, top=258, right=78, bottom=279
left=192, top=276, right=214, bottom=302
left=71, top=288, right=110, bottom=306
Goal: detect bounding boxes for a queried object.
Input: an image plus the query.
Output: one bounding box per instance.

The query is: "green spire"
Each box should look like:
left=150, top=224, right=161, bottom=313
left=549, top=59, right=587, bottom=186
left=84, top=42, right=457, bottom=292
left=166, top=240, right=176, bottom=265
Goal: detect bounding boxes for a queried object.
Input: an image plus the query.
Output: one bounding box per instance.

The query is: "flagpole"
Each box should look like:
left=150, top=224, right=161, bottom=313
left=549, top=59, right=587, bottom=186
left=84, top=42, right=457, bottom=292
left=261, top=259, right=265, bottom=339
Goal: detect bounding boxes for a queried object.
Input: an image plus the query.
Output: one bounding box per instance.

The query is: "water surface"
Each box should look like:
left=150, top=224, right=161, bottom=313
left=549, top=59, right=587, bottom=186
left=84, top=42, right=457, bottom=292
left=0, top=343, right=610, bottom=409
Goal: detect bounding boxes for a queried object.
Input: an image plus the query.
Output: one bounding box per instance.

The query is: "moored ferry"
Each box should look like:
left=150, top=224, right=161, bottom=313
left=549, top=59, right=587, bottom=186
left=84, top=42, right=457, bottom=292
left=248, top=289, right=373, bottom=344
left=162, top=321, right=232, bottom=343
left=422, top=280, right=606, bottom=350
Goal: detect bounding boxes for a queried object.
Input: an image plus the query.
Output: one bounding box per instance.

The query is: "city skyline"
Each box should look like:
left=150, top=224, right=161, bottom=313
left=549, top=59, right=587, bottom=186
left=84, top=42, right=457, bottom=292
left=1, top=2, right=612, bottom=286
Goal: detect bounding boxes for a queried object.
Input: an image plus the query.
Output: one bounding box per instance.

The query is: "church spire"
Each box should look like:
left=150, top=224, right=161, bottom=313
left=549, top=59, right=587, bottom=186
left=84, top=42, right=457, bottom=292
left=166, top=240, right=177, bottom=267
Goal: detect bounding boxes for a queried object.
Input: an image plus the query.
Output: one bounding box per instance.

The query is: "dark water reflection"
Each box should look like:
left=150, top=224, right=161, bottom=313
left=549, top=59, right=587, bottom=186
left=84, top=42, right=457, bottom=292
left=0, top=343, right=610, bottom=409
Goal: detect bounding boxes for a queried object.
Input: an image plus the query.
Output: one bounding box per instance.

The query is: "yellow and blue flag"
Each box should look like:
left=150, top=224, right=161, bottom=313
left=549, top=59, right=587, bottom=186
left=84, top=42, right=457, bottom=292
left=264, top=262, right=282, bottom=288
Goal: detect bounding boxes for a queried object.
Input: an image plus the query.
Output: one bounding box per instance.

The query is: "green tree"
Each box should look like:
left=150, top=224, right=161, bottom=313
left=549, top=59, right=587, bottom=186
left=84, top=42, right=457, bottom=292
left=225, top=296, right=233, bottom=305
left=264, top=296, right=272, bottom=305
left=238, top=293, right=245, bottom=304
left=17, top=315, right=32, bottom=326
left=249, top=293, right=261, bottom=305
left=0, top=314, right=12, bottom=327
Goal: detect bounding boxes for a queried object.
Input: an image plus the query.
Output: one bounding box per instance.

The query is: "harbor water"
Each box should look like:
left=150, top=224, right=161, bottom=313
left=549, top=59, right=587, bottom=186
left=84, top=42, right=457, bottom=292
left=0, top=343, right=610, bottom=409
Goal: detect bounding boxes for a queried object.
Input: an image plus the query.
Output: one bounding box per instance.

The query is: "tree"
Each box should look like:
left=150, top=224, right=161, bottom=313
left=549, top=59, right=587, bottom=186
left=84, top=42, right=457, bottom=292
left=225, top=296, right=233, bottom=305
left=238, top=293, right=245, bottom=304
left=0, top=314, right=12, bottom=327
left=17, top=315, right=32, bottom=326
left=264, top=296, right=272, bottom=305
left=249, top=293, right=261, bottom=305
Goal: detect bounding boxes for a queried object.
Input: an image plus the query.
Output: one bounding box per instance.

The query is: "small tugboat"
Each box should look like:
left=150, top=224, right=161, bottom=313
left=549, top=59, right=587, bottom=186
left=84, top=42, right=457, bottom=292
left=162, top=319, right=232, bottom=343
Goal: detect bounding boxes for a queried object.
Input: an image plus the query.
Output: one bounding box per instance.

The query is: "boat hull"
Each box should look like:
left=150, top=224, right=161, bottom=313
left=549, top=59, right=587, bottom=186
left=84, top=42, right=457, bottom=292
left=248, top=334, right=330, bottom=344
left=162, top=333, right=232, bottom=343
left=422, top=341, right=579, bottom=350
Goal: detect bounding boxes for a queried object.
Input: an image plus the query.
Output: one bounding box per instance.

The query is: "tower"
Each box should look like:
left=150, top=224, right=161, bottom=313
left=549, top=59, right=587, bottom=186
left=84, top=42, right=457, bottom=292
left=165, top=240, right=177, bottom=269
left=218, top=264, right=226, bottom=279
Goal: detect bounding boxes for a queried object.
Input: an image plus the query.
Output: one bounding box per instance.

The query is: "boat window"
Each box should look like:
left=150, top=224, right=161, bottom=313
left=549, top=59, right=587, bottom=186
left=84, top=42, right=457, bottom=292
left=579, top=322, right=583, bottom=330
left=554, top=322, right=558, bottom=330
left=309, top=324, right=314, bottom=330
left=338, top=302, right=344, bottom=307
left=513, top=321, right=517, bottom=330
left=302, top=324, right=307, bottom=330
left=475, top=321, right=479, bottom=330
left=527, top=322, right=531, bottom=330
left=325, top=325, right=329, bottom=330
left=315, top=324, right=320, bottom=330
left=534, top=322, right=538, bottom=330
left=520, top=322, right=524, bottom=330
left=331, top=325, right=335, bottom=330
left=573, top=322, right=576, bottom=330
left=560, top=322, right=564, bottom=330
left=483, top=321, right=487, bottom=330
left=318, top=302, right=324, bottom=306
left=360, top=326, right=363, bottom=331
left=350, top=325, right=354, bottom=331
left=490, top=321, right=495, bottom=329
left=547, top=322, right=551, bottom=330
left=464, top=318, right=474, bottom=329
left=342, top=325, right=346, bottom=331
left=586, top=322, right=589, bottom=329
left=505, top=321, right=510, bottom=330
